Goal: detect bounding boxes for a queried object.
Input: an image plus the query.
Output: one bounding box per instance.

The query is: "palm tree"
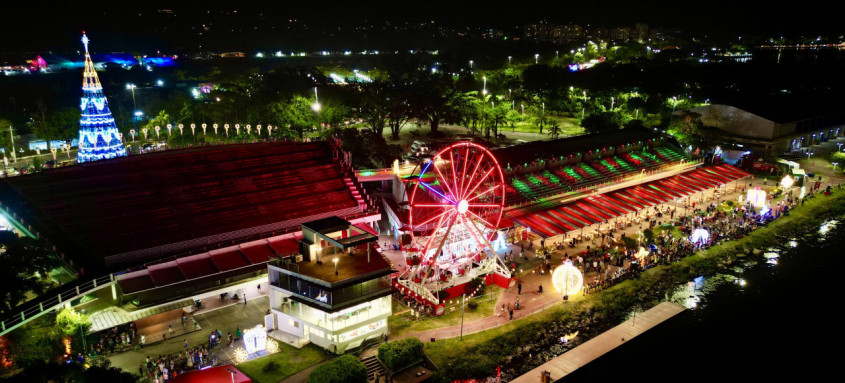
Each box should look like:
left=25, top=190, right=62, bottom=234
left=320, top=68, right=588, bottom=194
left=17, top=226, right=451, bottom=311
left=547, top=119, right=562, bottom=138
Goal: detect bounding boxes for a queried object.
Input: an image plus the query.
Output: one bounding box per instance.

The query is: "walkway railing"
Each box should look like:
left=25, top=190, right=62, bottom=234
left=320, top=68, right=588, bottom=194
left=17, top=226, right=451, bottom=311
left=0, top=273, right=116, bottom=335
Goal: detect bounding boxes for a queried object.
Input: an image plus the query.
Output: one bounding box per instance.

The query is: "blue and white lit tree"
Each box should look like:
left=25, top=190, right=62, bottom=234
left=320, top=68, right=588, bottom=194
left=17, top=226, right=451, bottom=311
left=77, top=32, right=127, bottom=163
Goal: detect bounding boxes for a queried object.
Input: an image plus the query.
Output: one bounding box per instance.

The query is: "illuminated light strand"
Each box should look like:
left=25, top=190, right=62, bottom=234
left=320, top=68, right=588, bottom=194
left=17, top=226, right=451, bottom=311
left=77, top=32, right=127, bottom=163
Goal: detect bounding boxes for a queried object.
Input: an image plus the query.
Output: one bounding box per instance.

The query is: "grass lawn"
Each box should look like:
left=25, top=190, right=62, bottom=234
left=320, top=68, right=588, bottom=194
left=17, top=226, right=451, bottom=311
left=237, top=343, right=332, bottom=383
left=388, top=285, right=504, bottom=338
left=506, top=116, right=583, bottom=136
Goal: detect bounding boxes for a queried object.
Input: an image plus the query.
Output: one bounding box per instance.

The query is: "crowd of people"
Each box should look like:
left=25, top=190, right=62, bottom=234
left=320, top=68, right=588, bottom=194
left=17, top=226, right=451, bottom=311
left=508, top=184, right=809, bottom=301
left=140, top=343, right=216, bottom=383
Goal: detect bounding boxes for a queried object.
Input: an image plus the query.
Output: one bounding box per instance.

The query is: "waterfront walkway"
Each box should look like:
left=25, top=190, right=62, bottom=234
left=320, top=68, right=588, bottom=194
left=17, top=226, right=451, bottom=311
left=511, top=302, right=686, bottom=383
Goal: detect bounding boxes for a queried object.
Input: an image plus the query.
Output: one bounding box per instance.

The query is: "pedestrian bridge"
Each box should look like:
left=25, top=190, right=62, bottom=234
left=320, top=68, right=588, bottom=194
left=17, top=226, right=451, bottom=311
left=1, top=273, right=118, bottom=336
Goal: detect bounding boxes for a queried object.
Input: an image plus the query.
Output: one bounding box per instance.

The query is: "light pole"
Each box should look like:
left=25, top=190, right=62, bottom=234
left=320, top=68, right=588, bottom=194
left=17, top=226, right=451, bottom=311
left=333, top=257, right=339, bottom=275
left=469, top=60, right=473, bottom=70
left=8, top=125, right=16, bottom=163
left=126, top=83, right=137, bottom=111
left=77, top=311, right=87, bottom=355
left=508, top=56, right=512, bottom=66
left=311, top=87, right=321, bottom=112
left=672, top=96, right=677, bottom=112
left=534, top=53, right=539, bottom=64
left=460, top=293, right=466, bottom=340
left=581, top=91, right=587, bottom=120
left=482, top=76, right=487, bottom=96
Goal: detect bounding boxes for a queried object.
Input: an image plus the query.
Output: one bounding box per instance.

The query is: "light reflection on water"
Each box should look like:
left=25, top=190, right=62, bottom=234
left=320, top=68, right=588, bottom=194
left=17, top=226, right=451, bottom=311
left=658, top=218, right=839, bottom=312
left=818, top=220, right=838, bottom=237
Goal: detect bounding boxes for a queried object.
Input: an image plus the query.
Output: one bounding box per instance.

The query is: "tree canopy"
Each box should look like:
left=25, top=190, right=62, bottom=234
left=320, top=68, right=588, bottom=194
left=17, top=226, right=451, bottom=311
left=0, top=232, right=58, bottom=315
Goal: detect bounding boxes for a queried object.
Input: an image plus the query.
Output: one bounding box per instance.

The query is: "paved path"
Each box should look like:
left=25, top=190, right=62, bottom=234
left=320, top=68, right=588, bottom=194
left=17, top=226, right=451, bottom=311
left=109, top=297, right=270, bottom=374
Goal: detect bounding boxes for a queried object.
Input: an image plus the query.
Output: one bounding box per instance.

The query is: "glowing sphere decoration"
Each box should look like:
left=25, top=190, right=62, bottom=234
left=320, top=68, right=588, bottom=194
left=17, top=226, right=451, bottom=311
left=690, top=228, right=710, bottom=245
left=552, top=260, right=583, bottom=296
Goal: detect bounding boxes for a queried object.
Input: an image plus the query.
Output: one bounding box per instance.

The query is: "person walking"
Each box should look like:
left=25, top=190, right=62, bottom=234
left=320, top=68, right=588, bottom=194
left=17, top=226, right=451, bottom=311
left=517, top=282, right=522, bottom=295
left=181, top=312, right=186, bottom=326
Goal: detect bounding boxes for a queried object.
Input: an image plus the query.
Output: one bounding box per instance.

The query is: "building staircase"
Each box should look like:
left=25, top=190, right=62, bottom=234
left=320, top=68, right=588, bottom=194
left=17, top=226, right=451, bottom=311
left=363, top=355, right=387, bottom=382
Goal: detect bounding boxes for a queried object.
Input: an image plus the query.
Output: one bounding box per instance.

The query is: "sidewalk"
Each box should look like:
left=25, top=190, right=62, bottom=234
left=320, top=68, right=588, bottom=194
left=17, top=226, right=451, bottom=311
left=108, top=296, right=270, bottom=373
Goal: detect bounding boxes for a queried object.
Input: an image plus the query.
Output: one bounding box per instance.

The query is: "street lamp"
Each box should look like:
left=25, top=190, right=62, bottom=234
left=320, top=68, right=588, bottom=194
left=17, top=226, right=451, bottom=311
left=534, top=53, right=539, bottom=64
left=469, top=60, right=473, bottom=69
left=482, top=76, right=487, bottom=95
left=311, top=87, right=321, bottom=112
left=508, top=56, right=512, bottom=66
left=77, top=310, right=87, bottom=355
left=126, top=83, right=137, bottom=111
left=333, top=257, right=339, bottom=275
left=581, top=91, right=587, bottom=120
left=672, top=96, right=677, bottom=112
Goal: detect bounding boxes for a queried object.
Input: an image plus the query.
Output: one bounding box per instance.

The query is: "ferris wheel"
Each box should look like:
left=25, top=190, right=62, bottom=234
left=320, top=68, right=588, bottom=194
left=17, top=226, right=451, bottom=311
left=408, top=142, right=506, bottom=267
left=395, top=142, right=512, bottom=315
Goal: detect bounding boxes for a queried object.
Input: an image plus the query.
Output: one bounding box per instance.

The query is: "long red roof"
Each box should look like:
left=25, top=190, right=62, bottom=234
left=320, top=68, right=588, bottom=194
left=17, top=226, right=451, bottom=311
left=507, top=164, right=751, bottom=238
left=0, top=141, right=364, bottom=269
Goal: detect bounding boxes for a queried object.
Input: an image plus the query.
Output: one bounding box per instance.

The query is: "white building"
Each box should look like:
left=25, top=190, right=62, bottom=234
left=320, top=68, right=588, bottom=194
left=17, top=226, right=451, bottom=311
left=267, top=217, right=393, bottom=353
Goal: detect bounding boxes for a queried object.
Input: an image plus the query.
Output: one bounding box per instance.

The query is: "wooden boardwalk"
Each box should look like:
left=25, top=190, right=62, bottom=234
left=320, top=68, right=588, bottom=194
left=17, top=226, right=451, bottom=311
left=511, top=302, right=686, bottom=383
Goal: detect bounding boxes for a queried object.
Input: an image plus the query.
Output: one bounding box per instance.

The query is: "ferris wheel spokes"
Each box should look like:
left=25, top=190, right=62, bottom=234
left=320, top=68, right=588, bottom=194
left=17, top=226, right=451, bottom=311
left=462, top=166, right=496, bottom=202
left=466, top=185, right=500, bottom=203
left=421, top=209, right=455, bottom=257
left=459, top=154, right=485, bottom=201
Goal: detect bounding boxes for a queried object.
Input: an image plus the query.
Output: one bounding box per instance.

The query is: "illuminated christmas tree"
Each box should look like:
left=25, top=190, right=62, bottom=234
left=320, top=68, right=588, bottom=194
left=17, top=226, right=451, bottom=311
left=77, top=32, right=127, bottom=163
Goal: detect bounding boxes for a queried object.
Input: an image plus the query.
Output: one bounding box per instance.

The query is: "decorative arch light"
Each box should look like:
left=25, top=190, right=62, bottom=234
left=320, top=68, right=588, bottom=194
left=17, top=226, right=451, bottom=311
left=243, top=324, right=267, bottom=355
left=552, top=260, right=583, bottom=296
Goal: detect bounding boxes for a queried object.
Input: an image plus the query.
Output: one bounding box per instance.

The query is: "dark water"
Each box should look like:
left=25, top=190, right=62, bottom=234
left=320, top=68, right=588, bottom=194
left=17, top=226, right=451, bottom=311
left=562, top=218, right=844, bottom=382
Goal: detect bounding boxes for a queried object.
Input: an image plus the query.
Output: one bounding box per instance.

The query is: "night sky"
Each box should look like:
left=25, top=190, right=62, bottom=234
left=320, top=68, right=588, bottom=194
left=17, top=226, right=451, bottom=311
left=3, top=1, right=844, bottom=52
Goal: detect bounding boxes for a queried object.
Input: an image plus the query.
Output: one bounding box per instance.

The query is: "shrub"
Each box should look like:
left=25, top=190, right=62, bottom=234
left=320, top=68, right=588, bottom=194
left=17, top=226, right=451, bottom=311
left=308, top=355, right=367, bottom=383
left=377, top=337, right=424, bottom=371
left=261, top=361, right=279, bottom=373
left=467, top=301, right=479, bottom=310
